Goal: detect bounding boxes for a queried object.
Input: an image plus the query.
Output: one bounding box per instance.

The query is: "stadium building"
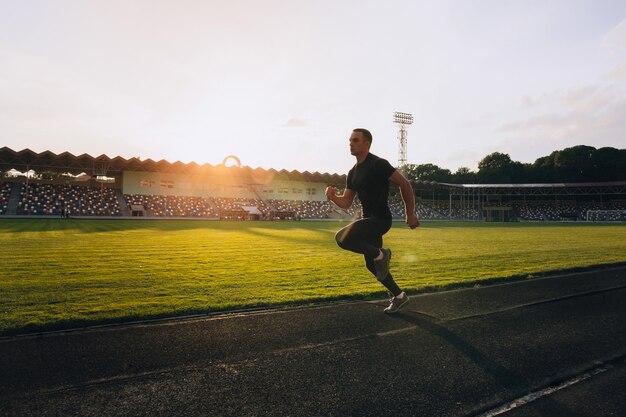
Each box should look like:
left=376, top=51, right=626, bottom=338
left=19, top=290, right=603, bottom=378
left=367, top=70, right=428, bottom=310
left=1, top=147, right=625, bottom=222
left=0, top=147, right=346, bottom=220
left=412, top=180, right=626, bottom=222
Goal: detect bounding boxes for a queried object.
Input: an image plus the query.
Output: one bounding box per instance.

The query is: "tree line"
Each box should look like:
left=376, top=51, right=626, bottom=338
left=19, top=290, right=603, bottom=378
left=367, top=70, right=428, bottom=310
left=404, top=145, right=626, bottom=184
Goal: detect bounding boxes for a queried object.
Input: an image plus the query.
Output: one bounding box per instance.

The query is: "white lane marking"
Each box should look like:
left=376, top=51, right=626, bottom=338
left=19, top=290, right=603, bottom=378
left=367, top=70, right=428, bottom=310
left=476, top=364, right=615, bottom=417
left=448, top=284, right=626, bottom=322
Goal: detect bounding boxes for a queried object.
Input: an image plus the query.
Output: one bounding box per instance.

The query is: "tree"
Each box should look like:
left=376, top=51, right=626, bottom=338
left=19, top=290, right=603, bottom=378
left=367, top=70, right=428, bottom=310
left=531, top=155, right=555, bottom=182
left=401, top=144, right=626, bottom=184
left=552, top=145, right=595, bottom=182
left=589, top=147, right=626, bottom=181
left=404, top=163, right=452, bottom=183
left=452, top=167, right=478, bottom=184
left=477, top=152, right=524, bottom=183
left=532, top=145, right=626, bottom=182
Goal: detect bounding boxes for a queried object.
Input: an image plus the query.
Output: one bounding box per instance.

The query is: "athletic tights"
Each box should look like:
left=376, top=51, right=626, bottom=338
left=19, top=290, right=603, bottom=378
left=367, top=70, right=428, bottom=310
left=334, top=217, right=402, bottom=296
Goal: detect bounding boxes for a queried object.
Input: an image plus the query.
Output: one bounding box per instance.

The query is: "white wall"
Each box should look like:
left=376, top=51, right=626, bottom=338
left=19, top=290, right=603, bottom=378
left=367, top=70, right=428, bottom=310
left=122, top=171, right=328, bottom=201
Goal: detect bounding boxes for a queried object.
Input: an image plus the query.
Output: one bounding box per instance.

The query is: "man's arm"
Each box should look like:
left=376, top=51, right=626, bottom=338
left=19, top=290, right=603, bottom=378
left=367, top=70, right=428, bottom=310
left=325, top=186, right=356, bottom=210
left=389, top=170, right=420, bottom=229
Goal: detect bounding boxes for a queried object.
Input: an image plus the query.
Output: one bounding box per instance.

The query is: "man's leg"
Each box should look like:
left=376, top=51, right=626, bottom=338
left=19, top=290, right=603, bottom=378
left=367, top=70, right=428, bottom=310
left=334, top=218, right=382, bottom=260
left=335, top=217, right=405, bottom=294
left=368, top=249, right=410, bottom=314
left=361, top=221, right=409, bottom=313
left=364, top=236, right=403, bottom=297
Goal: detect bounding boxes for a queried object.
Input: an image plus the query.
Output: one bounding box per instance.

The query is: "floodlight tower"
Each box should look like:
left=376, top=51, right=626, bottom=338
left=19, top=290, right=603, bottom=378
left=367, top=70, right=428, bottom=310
left=393, top=111, right=413, bottom=174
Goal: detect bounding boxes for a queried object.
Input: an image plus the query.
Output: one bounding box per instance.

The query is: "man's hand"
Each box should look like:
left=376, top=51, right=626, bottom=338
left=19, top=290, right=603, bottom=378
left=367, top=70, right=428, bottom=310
left=325, top=186, right=336, bottom=200
left=326, top=187, right=356, bottom=210
left=406, top=213, right=420, bottom=229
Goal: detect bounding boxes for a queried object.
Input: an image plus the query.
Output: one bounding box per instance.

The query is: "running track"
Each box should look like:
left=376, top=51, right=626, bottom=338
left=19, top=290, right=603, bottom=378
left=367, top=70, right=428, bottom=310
left=1, top=267, right=625, bottom=416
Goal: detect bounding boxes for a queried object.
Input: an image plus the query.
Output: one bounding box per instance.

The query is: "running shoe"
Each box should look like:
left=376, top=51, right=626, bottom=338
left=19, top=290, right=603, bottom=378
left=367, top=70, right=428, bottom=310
left=384, top=292, right=409, bottom=314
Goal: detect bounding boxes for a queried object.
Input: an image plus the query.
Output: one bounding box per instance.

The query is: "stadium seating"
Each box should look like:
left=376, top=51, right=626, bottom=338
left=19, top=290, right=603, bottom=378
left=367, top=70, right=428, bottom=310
left=396, top=199, right=626, bottom=221
left=213, top=197, right=268, bottom=219
left=124, top=194, right=219, bottom=218
left=4, top=181, right=624, bottom=221
left=513, top=201, right=626, bottom=221
left=0, top=182, right=12, bottom=214
left=16, top=183, right=120, bottom=216
left=266, top=199, right=336, bottom=219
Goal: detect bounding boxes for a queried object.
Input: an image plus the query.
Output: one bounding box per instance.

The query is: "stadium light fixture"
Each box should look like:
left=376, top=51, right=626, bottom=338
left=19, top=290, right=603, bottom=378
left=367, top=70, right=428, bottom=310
left=393, top=112, right=414, bottom=125
left=393, top=111, right=413, bottom=173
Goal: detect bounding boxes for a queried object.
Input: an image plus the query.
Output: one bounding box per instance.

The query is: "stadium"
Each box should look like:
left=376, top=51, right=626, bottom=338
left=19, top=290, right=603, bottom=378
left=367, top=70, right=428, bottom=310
left=1, top=146, right=625, bottom=222
left=3, top=1, right=626, bottom=414
left=2, top=151, right=626, bottom=416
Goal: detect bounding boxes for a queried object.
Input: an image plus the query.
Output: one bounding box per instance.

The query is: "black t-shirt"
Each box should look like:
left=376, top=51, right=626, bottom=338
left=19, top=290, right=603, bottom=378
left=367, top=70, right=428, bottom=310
left=346, top=153, right=396, bottom=220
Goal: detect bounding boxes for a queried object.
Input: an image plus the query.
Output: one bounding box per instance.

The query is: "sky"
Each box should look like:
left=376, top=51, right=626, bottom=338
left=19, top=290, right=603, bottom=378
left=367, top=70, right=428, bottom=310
left=1, top=0, right=625, bottom=175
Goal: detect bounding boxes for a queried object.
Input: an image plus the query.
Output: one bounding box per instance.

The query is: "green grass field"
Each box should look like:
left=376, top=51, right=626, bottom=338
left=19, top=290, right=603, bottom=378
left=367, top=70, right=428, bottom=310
left=1, top=219, right=625, bottom=335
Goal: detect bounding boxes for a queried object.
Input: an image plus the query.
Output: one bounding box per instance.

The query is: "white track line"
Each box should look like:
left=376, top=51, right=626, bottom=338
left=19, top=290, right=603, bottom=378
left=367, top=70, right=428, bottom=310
left=475, top=363, right=616, bottom=417
left=446, top=284, right=626, bottom=322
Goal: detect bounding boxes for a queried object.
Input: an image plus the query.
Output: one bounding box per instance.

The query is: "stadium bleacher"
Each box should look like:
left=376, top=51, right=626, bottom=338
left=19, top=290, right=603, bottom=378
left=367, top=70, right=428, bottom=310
left=124, top=194, right=219, bottom=218
left=513, top=201, right=626, bottom=221
left=0, top=182, right=12, bottom=215
left=213, top=197, right=268, bottom=220
left=427, top=201, right=481, bottom=220
left=16, top=183, right=120, bottom=216
left=1, top=146, right=625, bottom=222
left=266, top=199, right=335, bottom=219
left=2, top=180, right=625, bottom=222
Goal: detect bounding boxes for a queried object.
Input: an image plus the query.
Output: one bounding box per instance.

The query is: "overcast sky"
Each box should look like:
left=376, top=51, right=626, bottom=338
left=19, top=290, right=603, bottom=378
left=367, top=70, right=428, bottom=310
left=1, top=0, right=625, bottom=174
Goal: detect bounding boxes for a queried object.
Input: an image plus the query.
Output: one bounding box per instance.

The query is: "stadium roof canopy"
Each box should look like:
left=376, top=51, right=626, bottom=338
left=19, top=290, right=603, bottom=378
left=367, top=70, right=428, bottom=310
left=2, top=147, right=624, bottom=194
left=0, top=147, right=345, bottom=184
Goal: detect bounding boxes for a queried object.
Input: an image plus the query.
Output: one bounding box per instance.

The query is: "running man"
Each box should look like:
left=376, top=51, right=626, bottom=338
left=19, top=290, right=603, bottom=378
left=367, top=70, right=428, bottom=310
left=326, top=128, right=420, bottom=314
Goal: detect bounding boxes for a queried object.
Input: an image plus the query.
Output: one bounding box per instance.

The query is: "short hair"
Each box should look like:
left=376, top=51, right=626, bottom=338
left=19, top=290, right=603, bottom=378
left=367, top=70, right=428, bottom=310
left=353, top=128, right=373, bottom=144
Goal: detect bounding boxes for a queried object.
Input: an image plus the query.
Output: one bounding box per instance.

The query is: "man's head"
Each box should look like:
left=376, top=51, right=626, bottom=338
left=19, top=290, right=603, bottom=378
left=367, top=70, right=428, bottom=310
left=350, top=128, right=372, bottom=158
left=352, top=128, right=372, bottom=144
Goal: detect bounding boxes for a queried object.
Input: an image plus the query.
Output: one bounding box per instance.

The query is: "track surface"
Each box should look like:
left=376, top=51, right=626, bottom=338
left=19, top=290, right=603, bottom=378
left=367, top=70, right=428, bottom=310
left=1, top=267, right=625, bottom=416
